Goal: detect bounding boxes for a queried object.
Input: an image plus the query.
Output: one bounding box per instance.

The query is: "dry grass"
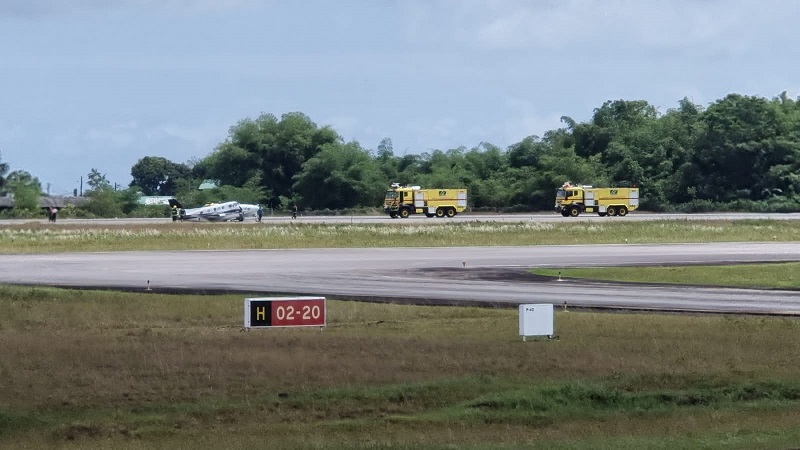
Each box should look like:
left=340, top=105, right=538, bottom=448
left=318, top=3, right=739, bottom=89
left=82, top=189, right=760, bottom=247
left=2, top=287, right=800, bottom=448
left=1, top=219, right=799, bottom=253
left=5, top=291, right=799, bottom=410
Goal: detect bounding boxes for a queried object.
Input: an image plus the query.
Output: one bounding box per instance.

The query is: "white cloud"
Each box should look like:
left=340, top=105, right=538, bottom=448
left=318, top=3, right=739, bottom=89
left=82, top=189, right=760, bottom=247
left=499, top=98, right=565, bottom=143
left=322, top=115, right=361, bottom=137
left=81, top=121, right=222, bottom=150
left=158, top=123, right=228, bottom=151
left=0, top=124, right=24, bottom=142
left=399, top=0, right=798, bottom=56
left=84, top=121, right=141, bottom=148
left=398, top=117, right=463, bottom=152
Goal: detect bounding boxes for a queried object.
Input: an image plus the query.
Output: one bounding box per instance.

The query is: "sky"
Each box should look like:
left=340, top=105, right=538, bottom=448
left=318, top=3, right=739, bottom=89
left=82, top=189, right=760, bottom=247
left=2, top=0, right=799, bottom=195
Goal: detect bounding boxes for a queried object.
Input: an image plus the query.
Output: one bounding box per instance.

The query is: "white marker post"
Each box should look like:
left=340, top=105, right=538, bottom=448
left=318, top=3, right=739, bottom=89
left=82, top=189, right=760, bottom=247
left=519, top=303, right=554, bottom=341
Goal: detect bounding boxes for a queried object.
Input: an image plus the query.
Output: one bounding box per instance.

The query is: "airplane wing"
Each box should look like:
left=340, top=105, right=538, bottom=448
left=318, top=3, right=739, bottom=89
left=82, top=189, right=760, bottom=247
left=198, top=212, right=242, bottom=222
left=198, top=207, right=244, bottom=222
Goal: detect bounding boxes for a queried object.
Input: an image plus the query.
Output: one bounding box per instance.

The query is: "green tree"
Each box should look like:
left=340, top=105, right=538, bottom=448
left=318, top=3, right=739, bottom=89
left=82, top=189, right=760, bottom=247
left=129, top=156, right=190, bottom=196
left=86, top=168, right=110, bottom=192
left=394, top=153, right=424, bottom=185
left=201, top=112, right=341, bottom=207
left=507, top=136, right=548, bottom=169
left=690, top=94, right=794, bottom=202
left=653, top=98, right=705, bottom=206
left=375, top=137, right=398, bottom=181
left=213, top=183, right=267, bottom=205
left=6, top=170, right=42, bottom=212
left=82, top=185, right=124, bottom=217
left=116, top=187, right=143, bottom=215
left=292, top=141, right=385, bottom=209
left=0, top=151, right=9, bottom=195
left=414, top=148, right=470, bottom=188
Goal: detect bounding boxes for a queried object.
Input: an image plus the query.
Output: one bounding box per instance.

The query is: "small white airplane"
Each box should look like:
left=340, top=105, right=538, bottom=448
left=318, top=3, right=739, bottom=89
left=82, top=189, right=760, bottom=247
left=168, top=199, right=245, bottom=222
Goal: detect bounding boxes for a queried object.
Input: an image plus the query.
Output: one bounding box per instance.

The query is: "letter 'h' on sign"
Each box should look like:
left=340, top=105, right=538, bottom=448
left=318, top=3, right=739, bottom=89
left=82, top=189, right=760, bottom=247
left=255, top=306, right=267, bottom=321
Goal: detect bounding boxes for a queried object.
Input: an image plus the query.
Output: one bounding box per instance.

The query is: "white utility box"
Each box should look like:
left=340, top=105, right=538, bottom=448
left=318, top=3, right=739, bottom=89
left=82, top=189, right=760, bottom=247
left=518, top=303, right=554, bottom=341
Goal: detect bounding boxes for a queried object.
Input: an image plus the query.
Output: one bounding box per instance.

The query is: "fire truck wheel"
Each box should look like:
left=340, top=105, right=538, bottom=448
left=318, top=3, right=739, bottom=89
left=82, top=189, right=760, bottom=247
left=617, top=206, right=628, bottom=216
left=446, top=208, right=456, bottom=218
left=561, top=210, right=569, bottom=217
left=389, top=212, right=398, bottom=218
left=569, top=207, right=580, bottom=217
left=607, top=206, right=617, bottom=216
left=598, top=212, right=608, bottom=217
left=435, top=208, right=446, bottom=218
left=399, top=208, right=411, bottom=219
left=425, top=213, right=435, bottom=218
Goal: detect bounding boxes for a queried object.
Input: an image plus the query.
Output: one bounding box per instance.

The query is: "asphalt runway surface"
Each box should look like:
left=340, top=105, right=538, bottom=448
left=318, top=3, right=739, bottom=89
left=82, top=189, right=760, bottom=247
left=2, top=242, right=800, bottom=315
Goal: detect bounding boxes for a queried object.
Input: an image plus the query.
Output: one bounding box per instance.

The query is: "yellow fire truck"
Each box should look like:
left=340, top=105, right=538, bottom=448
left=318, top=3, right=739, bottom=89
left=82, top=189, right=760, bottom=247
left=554, top=182, right=639, bottom=217
left=383, top=183, right=468, bottom=218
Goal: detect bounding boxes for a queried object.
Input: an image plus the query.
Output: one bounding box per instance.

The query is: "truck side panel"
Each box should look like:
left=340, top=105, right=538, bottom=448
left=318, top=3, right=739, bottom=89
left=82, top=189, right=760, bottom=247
left=413, top=189, right=467, bottom=214
left=592, top=188, right=639, bottom=211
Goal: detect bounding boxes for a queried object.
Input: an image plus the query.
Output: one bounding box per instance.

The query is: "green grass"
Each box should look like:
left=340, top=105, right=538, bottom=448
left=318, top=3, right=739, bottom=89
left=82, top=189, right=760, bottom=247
left=1, top=219, right=799, bottom=253
left=3, top=286, right=800, bottom=448
left=533, top=262, right=800, bottom=289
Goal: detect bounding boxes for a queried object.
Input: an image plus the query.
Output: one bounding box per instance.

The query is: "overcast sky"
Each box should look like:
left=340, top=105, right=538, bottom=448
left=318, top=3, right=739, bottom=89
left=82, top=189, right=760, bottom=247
left=2, top=0, right=798, bottom=195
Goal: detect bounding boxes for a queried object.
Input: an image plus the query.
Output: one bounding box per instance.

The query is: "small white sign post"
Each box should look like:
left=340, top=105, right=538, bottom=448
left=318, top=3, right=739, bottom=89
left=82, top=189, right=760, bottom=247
left=519, top=303, right=554, bottom=341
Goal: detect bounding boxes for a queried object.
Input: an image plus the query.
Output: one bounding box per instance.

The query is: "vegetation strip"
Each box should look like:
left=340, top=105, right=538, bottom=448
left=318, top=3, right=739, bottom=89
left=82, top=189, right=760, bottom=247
left=1, top=219, right=800, bottom=253
left=533, top=262, right=800, bottom=289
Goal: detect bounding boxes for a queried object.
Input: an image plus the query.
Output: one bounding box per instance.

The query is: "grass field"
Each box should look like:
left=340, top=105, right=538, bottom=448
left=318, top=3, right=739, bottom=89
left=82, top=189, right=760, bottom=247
left=2, top=286, right=800, bottom=449
left=533, top=262, right=800, bottom=289
left=2, top=219, right=800, bottom=448
left=1, top=219, right=799, bottom=253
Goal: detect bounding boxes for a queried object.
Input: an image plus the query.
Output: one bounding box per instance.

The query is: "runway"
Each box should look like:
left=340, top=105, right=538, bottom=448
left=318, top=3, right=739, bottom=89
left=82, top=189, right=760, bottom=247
left=2, top=242, right=800, bottom=315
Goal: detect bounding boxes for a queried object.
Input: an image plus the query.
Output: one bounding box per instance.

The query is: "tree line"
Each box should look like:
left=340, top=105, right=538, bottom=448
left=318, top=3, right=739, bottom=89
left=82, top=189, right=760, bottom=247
left=2, top=92, right=800, bottom=217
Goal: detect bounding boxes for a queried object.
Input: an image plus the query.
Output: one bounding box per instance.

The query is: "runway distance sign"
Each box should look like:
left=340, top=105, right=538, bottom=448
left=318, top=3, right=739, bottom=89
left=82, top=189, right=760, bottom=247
left=244, top=297, right=326, bottom=328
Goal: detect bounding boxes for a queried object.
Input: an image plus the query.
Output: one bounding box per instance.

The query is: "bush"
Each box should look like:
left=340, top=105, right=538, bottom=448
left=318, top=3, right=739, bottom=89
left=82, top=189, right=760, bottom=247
left=126, top=205, right=172, bottom=218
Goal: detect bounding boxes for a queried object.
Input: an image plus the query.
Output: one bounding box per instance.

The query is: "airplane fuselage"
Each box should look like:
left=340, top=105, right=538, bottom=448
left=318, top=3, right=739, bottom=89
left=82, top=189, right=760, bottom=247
left=170, top=200, right=245, bottom=222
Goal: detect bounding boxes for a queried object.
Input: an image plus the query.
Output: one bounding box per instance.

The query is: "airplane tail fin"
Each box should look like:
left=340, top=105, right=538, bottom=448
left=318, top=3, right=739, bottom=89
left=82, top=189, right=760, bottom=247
left=168, top=198, right=183, bottom=209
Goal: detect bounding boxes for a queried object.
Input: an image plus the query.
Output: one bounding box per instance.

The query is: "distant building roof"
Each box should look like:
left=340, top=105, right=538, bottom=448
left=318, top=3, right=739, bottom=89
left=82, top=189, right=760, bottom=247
left=137, top=196, right=174, bottom=206
left=198, top=179, right=219, bottom=190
